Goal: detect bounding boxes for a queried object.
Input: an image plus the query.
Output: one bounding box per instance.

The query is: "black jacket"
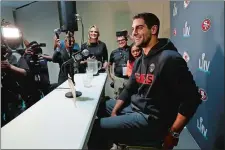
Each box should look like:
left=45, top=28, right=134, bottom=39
left=119, top=38, right=201, bottom=127
left=79, top=41, right=108, bottom=73
left=53, top=48, right=74, bottom=84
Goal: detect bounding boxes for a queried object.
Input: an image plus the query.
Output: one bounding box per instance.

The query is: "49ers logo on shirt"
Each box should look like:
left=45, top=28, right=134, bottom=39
left=198, top=88, right=207, bottom=101
left=173, top=28, right=177, bottom=36
left=135, top=73, right=154, bottom=85
left=202, top=18, right=211, bottom=32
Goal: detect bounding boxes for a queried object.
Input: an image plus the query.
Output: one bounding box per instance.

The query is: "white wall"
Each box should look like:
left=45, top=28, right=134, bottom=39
left=1, top=6, right=15, bottom=24
left=11, top=1, right=170, bottom=97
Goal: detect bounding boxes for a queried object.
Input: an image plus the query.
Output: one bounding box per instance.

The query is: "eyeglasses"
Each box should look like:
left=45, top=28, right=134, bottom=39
left=117, top=39, right=126, bottom=43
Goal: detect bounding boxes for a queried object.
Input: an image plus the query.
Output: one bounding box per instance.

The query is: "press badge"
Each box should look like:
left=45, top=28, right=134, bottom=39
left=122, top=67, right=127, bottom=76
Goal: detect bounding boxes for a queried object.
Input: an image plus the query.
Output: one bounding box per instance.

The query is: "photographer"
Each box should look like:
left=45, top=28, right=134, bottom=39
left=22, top=40, right=56, bottom=97
left=1, top=45, right=29, bottom=127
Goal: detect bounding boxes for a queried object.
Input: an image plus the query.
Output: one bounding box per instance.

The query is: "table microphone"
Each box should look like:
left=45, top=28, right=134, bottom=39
left=62, top=49, right=89, bottom=98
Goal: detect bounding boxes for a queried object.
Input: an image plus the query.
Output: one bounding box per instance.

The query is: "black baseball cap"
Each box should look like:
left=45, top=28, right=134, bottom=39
left=116, top=30, right=128, bottom=37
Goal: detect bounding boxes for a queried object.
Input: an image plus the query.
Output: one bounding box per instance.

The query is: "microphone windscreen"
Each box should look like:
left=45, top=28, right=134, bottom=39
left=82, top=49, right=89, bottom=57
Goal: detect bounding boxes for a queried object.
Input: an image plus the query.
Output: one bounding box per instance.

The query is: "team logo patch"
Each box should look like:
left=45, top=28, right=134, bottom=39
left=173, top=28, right=177, bottom=36
left=173, top=3, right=178, bottom=17
left=183, top=51, right=190, bottom=62
left=198, top=88, right=207, bottom=101
left=202, top=18, right=211, bottom=32
left=183, top=21, right=191, bottom=37
left=184, top=0, right=190, bottom=9
left=149, top=63, right=155, bottom=73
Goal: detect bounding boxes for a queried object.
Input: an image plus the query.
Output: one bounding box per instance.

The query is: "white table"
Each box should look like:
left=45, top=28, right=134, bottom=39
left=1, top=73, right=108, bottom=149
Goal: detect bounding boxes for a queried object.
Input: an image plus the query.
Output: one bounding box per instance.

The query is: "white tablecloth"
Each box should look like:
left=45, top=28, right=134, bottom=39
left=1, top=73, right=108, bottom=149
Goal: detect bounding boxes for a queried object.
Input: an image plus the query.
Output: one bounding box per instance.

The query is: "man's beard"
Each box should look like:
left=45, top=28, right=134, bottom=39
left=135, top=35, right=151, bottom=48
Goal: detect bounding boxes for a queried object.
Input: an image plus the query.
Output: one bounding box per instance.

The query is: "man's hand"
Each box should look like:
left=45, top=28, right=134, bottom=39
left=55, top=39, right=61, bottom=48
left=25, top=49, right=34, bottom=55
left=40, top=54, right=53, bottom=61
left=111, top=111, right=117, bottom=117
left=80, top=60, right=87, bottom=64
left=91, top=56, right=96, bottom=59
left=1, top=60, right=11, bottom=69
left=163, top=133, right=179, bottom=150
left=102, top=62, right=108, bottom=69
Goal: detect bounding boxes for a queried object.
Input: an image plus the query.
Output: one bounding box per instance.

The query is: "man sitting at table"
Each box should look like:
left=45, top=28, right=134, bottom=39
left=87, top=12, right=202, bottom=150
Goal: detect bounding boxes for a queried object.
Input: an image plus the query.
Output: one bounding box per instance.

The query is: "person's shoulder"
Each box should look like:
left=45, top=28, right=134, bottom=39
left=81, top=42, right=88, bottom=46
left=74, top=42, right=79, bottom=46
left=159, top=49, right=182, bottom=62
left=81, top=42, right=88, bottom=47
left=98, top=40, right=107, bottom=46
left=73, top=43, right=80, bottom=50
left=111, top=48, right=119, bottom=54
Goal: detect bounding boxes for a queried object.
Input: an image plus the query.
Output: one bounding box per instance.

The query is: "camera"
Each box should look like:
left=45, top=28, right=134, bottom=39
left=24, top=41, right=47, bottom=76
left=26, top=41, right=46, bottom=55
left=1, top=45, right=8, bottom=61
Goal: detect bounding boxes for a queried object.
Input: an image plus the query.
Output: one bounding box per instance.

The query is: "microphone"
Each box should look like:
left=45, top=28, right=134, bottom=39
left=54, top=28, right=61, bottom=39
left=61, top=49, right=89, bottom=70
left=60, top=49, right=89, bottom=99
left=72, top=49, right=89, bottom=62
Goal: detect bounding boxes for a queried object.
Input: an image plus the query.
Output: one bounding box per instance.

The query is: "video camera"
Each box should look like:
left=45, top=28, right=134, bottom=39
left=26, top=41, right=46, bottom=55
left=24, top=41, right=47, bottom=72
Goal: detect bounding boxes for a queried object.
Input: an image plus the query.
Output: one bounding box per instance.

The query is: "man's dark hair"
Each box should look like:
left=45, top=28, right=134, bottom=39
left=133, top=12, right=160, bottom=36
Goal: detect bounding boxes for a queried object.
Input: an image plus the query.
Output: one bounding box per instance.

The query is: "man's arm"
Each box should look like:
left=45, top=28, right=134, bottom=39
left=42, top=54, right=53, bottom=61
left=111, top=58, right=140, bottom=115
left=165, top=56, right=201, bottom=130
left=108, top=63, right=114, bottom=82
left=52, top=40, right=63, bottom=63
left=1, top=60, right=27, bottom=76
left=23, top=39, right=30, bottom=48
left=10, top=65, right=27, bottom=76
left=52, top=50, right=62, bottom=64
left=108, top=52, right=115, bottom=81
left=162, top=56, right=201, bottom=148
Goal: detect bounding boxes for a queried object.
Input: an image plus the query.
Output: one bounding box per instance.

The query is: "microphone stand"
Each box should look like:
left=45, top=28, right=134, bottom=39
left=64, top=31, right=82, bottom=98
left=75, top=14, right=84, bottom=46
left=80, top=17, right=84, bottom=46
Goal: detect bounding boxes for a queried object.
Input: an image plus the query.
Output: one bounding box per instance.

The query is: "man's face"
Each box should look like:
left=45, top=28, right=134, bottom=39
left=117, top=36, right=127, bottom=48
left=132, top=18, right=152, bottom=48
left=65, top=37, right=75, bottom=48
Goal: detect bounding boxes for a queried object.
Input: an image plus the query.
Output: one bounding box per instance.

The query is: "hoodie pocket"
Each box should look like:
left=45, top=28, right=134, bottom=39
left=131, top=95, right=160, bottom=119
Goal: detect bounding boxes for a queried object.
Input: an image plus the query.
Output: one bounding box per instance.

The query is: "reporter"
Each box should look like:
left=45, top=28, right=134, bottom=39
left=53, top=34, right=78, bottom=85
left=23, top=40, right=54, bottom=95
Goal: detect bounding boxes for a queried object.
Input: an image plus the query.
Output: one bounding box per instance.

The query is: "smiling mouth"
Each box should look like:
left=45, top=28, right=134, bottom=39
left=135, top=38, right=141, bottom=41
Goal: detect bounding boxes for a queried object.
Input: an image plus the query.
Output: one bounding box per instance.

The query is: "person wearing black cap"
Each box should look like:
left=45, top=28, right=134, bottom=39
left=108, top=30, right=130, bottom=98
